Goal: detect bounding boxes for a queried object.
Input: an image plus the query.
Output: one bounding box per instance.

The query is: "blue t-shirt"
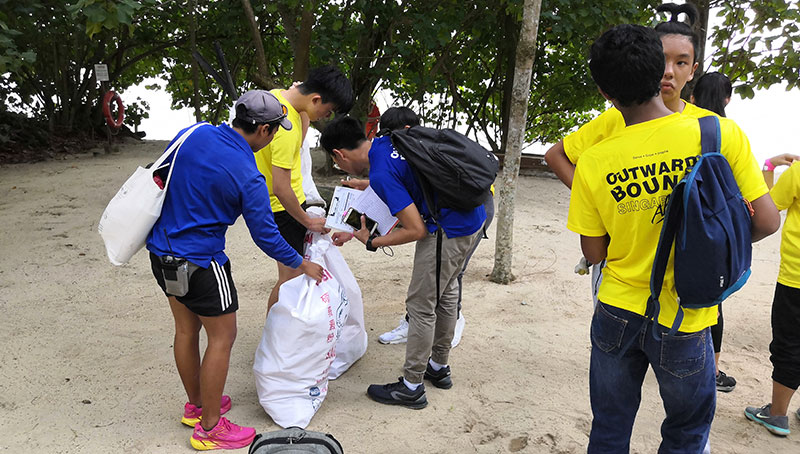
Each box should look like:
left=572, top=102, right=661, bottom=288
left=146, top=123, right=302, bottom=269
left=368, top=136, right=485, bottom=238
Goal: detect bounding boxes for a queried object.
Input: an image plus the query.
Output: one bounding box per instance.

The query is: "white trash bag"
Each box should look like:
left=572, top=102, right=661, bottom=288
left=326, top=243, right=368, bottom=380
left=98, top=123, right=207, bottom=265
left=253, top=231, right=348, bottom=428
left=304, top=206, right=367, bottom=379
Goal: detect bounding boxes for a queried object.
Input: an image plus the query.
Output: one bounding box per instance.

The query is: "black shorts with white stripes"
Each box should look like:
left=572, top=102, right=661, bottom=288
left=150, top=253, right=238, bottom=317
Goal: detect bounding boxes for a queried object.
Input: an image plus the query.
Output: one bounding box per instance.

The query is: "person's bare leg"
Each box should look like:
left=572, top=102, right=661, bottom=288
left=169, top=297, right=202, bottom=406
left=267, top=262, right=303, bottom=312
left=770, top=381, right=796, bottom=416
left=197, top=311, right=237, bottom=430
left=714, top=352, right=720, bottom=375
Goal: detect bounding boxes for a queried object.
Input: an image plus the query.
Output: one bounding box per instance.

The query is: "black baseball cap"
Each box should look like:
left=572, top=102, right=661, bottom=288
left=234, top=90, right=292, bottom=130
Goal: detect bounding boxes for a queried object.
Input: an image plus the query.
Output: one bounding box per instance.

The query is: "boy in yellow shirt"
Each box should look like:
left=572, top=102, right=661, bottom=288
left=253, top=66, right=353, bottom=310
left=567, top=24, right=779, bottom=452
left=551, top=3, right=748, bottom=395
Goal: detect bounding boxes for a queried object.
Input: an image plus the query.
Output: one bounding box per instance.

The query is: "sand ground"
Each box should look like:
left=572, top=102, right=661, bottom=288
left=1, top=139, right=798, bottom=453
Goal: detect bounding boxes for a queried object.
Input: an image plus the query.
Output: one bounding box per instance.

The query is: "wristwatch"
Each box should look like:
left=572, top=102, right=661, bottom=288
left=366, top=235, right=378, bottom=252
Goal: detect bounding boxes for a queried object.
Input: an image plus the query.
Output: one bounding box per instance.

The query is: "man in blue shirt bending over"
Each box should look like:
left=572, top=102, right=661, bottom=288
left=320, top=112, right=485, bottom=409
left=146, top=90, right=323, bottom=450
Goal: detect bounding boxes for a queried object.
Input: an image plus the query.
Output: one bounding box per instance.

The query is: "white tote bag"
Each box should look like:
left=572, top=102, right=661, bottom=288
left=98, top=123, right=208, bottom=266
left=253, top=234, right=347, bottom=428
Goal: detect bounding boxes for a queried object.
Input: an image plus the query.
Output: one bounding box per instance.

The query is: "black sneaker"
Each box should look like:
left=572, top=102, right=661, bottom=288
left=716, top=370, right=737, bottom=392
left=367, top=378, right=428, bottom=409
left=424, top=362, right=453, bottom=389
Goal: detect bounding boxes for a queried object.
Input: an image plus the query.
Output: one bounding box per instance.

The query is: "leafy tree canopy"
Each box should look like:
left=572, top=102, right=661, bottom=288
left=1, top=0, right=797, bottom=157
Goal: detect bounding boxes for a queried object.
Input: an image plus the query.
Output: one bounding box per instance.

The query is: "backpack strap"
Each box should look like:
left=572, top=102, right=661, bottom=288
left=647, top=181, right=685, bottom=341
left=698, top=115, right=721, bottom=155
left=436, top=228, right=443, bottom=306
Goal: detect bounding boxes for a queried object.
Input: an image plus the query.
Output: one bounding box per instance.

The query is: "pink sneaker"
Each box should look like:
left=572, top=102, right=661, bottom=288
left=190, top=417, right=256, bottom=451
left=181, top=395, right=232, bottom=427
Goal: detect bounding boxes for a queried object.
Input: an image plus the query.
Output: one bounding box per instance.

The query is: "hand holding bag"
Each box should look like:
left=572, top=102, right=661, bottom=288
left=98, top=122, right=208, bottom=266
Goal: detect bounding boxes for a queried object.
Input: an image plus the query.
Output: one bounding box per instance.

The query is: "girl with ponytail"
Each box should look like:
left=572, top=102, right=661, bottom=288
left=691, top=71, right=733, bottom=117
left=654, top=2, right=701, bottom=113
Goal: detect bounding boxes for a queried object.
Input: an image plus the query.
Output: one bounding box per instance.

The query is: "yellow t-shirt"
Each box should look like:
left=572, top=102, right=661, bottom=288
left=770, top=163, right=800, bottom=289
left=567, top=113, right=768, bottom=332
left=253, top=89, right=306, bottom=212
left=563, top=102, right=717, bottom=165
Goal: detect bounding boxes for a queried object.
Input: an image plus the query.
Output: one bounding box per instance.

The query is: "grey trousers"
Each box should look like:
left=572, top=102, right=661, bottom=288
left=403, top=227, right=483, bottom=383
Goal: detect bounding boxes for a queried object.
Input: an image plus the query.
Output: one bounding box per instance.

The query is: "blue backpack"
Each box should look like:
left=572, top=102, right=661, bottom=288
left=648, top=115, right=753, bottom=338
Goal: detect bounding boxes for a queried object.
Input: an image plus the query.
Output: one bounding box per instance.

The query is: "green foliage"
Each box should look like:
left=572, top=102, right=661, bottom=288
left=0, top=5, right=37, bottom=74
left=371, top=0, right=660, bottom=151
left=67, top=0, right=149, bottom=37
left=160, top=0, right=312, bottom=123
left=3, top=0, right=799, bottom=153
left=3, top=0, right=189, bottom=133
left=707, top=0, right=800, bottom=98
left=124, top=97, right=149, bottom=132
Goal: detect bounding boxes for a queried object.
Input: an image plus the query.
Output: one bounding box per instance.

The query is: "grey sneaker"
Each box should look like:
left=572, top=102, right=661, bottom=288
left=744, top=404, right=790, bottom=436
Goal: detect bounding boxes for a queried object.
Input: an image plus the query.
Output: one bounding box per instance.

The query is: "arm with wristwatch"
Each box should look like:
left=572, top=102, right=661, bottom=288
left=331, top=202, right=427, bottom=251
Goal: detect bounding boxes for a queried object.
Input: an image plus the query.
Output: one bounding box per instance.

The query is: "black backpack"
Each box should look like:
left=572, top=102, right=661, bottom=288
left=249, top=428, right=344, bottom=454
left=388, top=126, right=499, bottom=215
left=388, top=126, right=498, bottom=305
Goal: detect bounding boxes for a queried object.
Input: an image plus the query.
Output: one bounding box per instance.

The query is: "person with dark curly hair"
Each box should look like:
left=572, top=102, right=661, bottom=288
left=568, top=24, right=779, bottom=452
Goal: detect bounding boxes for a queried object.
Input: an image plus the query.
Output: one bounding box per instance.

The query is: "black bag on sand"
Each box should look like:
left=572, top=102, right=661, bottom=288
left=249, top=427, right=344, bottom=454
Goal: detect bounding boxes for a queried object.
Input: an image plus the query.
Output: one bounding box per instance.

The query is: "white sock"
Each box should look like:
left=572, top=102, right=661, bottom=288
left=403, top=378, right=421, bottom=390
left=429, top=358, right=447, bottom=371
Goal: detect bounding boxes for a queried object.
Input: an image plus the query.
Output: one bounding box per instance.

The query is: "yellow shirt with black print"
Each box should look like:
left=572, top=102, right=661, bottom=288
left=567, top=113, right=767, bottom=332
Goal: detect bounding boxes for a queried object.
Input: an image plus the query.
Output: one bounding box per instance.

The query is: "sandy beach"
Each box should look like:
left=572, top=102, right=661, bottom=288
left=1, top=138, right=798, bottom=453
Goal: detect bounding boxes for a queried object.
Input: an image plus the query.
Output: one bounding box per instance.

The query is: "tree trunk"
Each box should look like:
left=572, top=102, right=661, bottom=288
left=189, top=0, right=202, bottom=121
left=490, top=0, right=542, bottom=285
left=240, top=0, right=273, bottom=88
left=683, top=0, right=710, bottom=99
left=499, top=9, right=520, bottom=155
left=292, top=7, right=314, bottom=81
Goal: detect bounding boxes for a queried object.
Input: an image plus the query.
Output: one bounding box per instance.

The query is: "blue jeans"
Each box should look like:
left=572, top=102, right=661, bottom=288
left=588, top=303, right=715, bottom=454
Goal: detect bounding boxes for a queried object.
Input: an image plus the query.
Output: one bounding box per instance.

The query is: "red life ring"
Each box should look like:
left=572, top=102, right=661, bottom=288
left=102, top=91, right=125, bottom=129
